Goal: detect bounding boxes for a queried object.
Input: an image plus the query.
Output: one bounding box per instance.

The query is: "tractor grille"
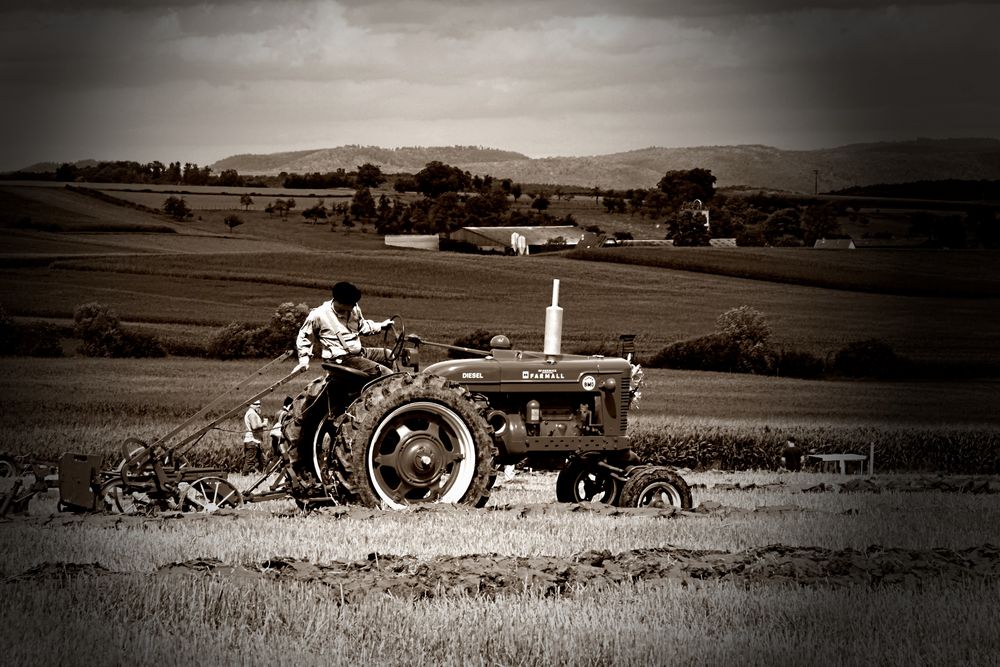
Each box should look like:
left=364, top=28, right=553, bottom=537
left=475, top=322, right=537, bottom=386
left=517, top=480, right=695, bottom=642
left=620, top=376, right=630, bottom=431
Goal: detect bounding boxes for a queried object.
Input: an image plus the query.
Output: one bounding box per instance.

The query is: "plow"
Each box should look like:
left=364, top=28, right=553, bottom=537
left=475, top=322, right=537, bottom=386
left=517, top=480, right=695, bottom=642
left=2, top=280, right=693, bottom=516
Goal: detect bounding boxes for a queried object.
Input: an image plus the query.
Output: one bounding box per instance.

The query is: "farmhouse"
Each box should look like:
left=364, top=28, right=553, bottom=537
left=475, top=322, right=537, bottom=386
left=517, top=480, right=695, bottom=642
left=449, top=226, right=582, bottom=254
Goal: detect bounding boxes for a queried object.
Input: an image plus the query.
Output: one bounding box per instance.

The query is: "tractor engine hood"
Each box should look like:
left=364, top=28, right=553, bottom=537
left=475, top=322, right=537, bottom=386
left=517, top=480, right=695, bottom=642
left=423, top=349, right=632, bottom=392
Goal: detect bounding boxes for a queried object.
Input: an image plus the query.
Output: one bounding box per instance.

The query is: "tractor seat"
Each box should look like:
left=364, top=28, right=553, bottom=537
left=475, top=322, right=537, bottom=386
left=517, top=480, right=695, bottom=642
left=321, top=361, right=376, bottom=382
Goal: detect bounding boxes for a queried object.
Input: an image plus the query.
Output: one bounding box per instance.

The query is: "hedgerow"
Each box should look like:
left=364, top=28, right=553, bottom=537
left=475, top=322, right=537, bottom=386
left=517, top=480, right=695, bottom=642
left=629, top=419, right=1000, bottom=474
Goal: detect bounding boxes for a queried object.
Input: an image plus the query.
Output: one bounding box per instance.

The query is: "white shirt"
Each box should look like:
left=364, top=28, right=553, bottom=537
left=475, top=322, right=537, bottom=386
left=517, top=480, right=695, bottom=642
left=295, top=300, right=382, bottom=365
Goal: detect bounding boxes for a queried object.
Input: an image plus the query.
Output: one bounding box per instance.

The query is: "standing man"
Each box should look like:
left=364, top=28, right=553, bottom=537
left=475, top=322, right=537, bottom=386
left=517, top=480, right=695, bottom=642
left=781, top=435, right=802, bottom=472
left=242, top=399, right=268, bottom=474
left=270, top=396, right=294, bottom=461
left=283, top=281, right=395, bottom=483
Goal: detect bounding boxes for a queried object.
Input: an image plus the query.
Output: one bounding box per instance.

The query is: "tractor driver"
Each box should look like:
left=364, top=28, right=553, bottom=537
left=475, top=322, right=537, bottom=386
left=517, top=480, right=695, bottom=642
left=292, top=281, right=395, bottom=377
left=282, top=281, right=395, bottom=485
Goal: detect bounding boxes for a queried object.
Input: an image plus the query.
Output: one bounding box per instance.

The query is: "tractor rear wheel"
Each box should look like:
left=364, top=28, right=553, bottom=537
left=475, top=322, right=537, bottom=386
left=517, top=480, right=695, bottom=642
left=618, top=466, right=692, bottom=510
left=333, top=373, right=496, bottom=509
left=556, top=454, right=622, bottom=505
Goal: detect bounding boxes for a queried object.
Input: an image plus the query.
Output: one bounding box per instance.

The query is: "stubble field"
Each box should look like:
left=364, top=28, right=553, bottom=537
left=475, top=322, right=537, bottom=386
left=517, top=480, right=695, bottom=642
left=1, top=181, right=999, bottom=665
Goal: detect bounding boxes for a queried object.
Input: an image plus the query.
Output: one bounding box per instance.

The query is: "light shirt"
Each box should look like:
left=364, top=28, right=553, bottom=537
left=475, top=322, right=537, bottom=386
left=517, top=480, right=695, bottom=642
left=243, top=406, right=266, bottom=443
left=296, top=300, right=381, bottom=365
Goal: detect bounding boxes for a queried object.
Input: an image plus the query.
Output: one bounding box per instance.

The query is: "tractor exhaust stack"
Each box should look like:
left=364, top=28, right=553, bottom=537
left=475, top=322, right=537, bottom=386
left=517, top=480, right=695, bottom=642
left=544, top=278, right=563, bottom=361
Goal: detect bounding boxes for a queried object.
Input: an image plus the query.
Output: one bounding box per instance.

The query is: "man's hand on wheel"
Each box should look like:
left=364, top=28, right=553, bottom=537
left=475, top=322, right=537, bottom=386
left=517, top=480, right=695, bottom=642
left=380, top=319, right=395, bottom=331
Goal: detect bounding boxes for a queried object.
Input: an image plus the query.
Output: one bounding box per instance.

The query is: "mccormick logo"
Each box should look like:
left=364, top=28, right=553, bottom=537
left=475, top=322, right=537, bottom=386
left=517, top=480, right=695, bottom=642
left=521, top=369, right=566, bottom=380
left=462, top=372, right=484, bottom=379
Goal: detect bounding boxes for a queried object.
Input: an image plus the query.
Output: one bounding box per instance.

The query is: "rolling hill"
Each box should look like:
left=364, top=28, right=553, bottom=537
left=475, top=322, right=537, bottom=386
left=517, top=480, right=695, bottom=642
left=209, top=138, right=1000, bottom=193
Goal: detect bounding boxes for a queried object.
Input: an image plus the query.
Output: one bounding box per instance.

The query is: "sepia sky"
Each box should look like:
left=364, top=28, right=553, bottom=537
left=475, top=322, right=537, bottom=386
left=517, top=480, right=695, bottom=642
left=0, top=0, right=998, bottom=171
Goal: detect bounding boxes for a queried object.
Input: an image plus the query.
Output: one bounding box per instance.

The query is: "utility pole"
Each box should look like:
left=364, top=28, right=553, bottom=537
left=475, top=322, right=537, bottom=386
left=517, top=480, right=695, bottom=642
left=813, top=169, right=819, bottom=195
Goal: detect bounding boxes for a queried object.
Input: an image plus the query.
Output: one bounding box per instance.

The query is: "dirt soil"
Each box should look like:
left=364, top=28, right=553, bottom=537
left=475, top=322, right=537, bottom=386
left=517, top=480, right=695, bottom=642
left=6, top=494, right=1000, bottom=600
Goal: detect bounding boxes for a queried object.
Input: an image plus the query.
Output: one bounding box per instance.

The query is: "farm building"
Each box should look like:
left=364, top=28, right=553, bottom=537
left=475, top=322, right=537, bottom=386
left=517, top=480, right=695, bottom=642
left=384, top=234, right=439, bottom=251
left=449, top=226, right=583, bottom=254
left=813, top=238, right=857, bottom=250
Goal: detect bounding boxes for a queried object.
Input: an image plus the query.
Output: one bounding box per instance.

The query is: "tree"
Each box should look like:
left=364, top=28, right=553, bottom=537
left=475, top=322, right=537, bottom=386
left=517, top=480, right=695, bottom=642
left=55, top=162, right=77, bottom=182
left=531, top=195, right=550, bottom=212
left=414, top=161, right=471, bottom=198
left=800, top=204, right=840, bottom=246
left=350, top=187, right=377, bottom=220
left=510, top=183, right=522, bottom=201
left=716, top=305, right=773, bottom=373
left=301, top=201, right=328, bottom=224
left=162, top=196, right=191, bottom=221
left=218, top=169, right=242, bottom=186
left=667, top=210, right=710, bottom=246
left=602, top=195, right=626, bottom=214
left=223, top=214, right=244, bottom=232
left=656, top=168, right=717, bottom=211
left=356, top=163, right=386, bottom=189
left=762, top=208, right=802, bottom=246
left=73, top=302, right=164, bottom=358
left=240, top=194, right=254, bottom=211
left=393, top=175, right=418, bottom=193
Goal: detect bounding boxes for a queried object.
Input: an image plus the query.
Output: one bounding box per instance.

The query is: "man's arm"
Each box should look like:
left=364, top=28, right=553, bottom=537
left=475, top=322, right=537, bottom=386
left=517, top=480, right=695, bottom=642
left=294, top=311, right=316, bottom=371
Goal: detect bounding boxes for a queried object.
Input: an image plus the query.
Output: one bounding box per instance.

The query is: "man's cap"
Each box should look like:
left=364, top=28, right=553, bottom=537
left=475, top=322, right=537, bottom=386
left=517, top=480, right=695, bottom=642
left=331, top=281, right=362, bottom=305
left=252, top=400, right=261, bottom=406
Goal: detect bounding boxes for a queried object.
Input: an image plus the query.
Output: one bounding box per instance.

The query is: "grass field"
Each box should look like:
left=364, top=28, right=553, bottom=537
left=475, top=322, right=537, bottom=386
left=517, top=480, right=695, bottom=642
left=3, top=468, right=1000, bottom=666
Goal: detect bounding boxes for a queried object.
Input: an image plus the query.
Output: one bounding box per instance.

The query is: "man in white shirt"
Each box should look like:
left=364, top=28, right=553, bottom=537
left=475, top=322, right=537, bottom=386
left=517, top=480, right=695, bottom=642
left=242, top=399, right=268, bottom=474
left=293, top=281, right=394, bottom=376
left=284, top=281, right=395, bottom=485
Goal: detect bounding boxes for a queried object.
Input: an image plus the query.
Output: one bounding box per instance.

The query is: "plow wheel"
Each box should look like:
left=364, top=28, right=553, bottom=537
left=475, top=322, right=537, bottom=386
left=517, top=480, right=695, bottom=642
left=184, top=477, right=243, bottom=512
left=99, top=479, right=153, bottom=515
left=556, top=454, right=622, bottom=505
left=334, top=373, right=496, bottom=509
left=618, top=466, right=693, bottom=510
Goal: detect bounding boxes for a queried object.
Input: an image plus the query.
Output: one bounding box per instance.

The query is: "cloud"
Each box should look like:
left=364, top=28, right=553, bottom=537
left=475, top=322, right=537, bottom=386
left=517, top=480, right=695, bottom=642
left=0, top=0, right=997, bottom=170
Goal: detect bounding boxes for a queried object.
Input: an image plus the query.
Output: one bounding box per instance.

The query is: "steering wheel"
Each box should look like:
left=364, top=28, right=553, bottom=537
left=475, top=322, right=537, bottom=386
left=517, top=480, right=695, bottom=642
left=382, top=315, right=406, bottom=366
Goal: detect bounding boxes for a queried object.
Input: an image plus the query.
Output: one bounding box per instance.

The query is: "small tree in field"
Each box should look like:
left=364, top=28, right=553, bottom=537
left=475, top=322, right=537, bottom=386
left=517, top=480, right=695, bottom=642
left=162, top=196, right=191, bottom=221
left=302, top=201, right=328, bottom=224
left=717, top=305, right=773, bottom=373
left=531, top=195, right=550, bottom=212
left=224, top=214, right=244, bottom=232
left=240, top=194, right=254, bottom=211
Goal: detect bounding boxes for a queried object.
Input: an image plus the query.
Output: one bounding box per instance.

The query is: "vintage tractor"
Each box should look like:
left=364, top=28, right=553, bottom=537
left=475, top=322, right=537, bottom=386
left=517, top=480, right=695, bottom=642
left=308, top=279, right=692, bottom=511
left=57, top=279, right=690, bottom=515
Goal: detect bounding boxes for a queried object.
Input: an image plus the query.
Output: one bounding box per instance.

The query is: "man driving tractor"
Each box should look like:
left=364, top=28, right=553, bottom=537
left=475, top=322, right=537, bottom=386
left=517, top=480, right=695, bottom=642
left=280, top=281, right=395, bottom=486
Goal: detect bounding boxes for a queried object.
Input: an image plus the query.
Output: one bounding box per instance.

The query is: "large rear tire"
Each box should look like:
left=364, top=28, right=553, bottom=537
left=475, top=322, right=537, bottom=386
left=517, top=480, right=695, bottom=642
left=333, top=373, right=496, bottom=509
left=618, top=466, right=693, bottom=510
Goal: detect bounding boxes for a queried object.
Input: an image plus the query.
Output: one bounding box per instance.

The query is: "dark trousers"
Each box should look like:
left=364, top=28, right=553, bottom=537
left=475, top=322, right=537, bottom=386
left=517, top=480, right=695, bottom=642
left=242, top=441, right=267, bottom=474
left=282, top=348, right=393, bottom=477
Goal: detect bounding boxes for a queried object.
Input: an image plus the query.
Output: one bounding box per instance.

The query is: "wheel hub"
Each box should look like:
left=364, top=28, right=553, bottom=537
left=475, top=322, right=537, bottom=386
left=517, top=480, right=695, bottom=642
left=394, top=436, right=446, bottom=487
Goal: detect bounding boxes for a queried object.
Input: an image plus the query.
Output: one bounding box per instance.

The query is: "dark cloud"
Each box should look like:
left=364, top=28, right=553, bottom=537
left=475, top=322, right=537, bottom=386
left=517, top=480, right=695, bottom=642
left=0, top=0, right=997, bottom=170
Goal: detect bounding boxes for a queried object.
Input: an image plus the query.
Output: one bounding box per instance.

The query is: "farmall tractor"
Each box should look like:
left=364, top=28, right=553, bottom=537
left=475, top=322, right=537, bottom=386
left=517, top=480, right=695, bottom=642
left=304, top=280, right=693, bottom=511
left=58, top=280, right=693, bottom=514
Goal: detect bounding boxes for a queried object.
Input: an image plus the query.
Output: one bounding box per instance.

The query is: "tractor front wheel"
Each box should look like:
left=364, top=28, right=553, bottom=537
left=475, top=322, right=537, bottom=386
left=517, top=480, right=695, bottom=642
left=334, top=373, right=496, bottom=509
left=618, top=466, right=693, bottom=510
left=555, top=454, right=622, bottom=505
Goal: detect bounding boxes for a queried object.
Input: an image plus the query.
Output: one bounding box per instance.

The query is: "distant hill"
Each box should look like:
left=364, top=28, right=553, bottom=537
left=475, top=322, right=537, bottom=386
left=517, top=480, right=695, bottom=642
left=211, top=145, right=529, bottom=177
left=210, top=138, right=1000, bottom=193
